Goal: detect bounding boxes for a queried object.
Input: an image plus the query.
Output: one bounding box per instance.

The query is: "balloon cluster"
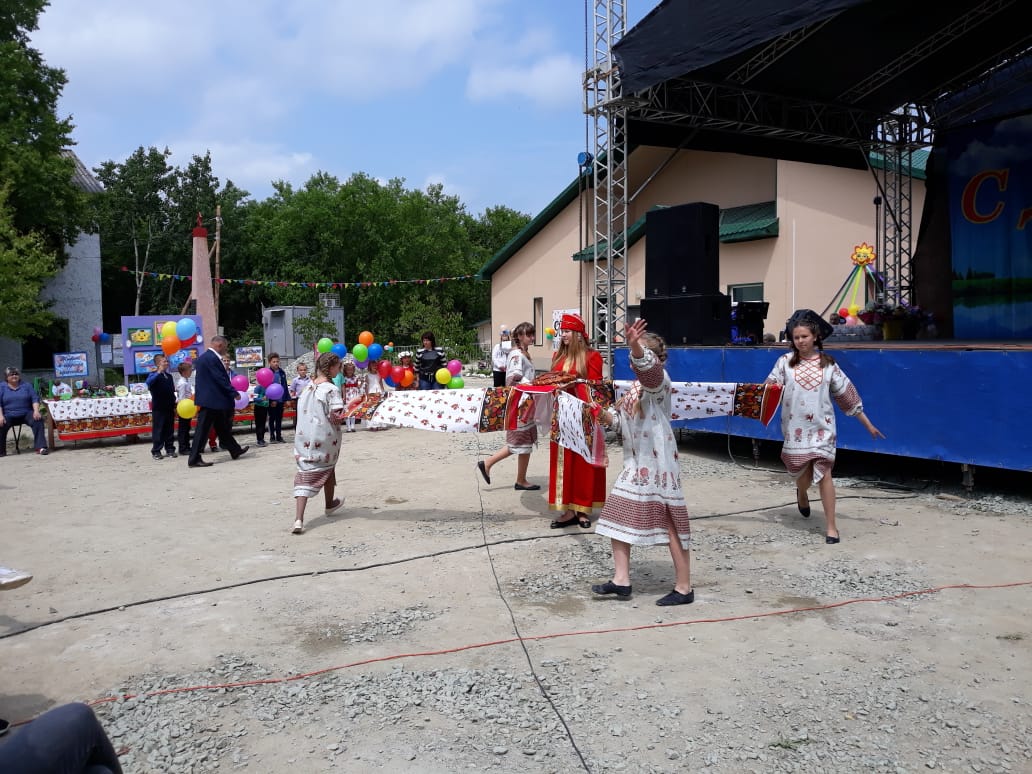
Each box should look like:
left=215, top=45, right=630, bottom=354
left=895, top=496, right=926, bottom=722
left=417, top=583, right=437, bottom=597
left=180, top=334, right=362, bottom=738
left=435, top=359, right=464, bottom=389
left=837, top=304, right=862, bottom=327
left=159, top=319, right=203, bottom=358
left=544, top=327, right=556, bottom=341
left=90, top=326, right=112, bottom=344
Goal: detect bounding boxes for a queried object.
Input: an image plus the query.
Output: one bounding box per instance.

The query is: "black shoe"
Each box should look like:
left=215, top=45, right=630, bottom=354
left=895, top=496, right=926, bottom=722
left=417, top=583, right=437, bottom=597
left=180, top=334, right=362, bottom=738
left=477, top=460, right=490, bottom=485
left=592, top=581, right=632, bottom=597
left=514, top=483, right=541, bottom=491
left=656, top=589, right=695, bottom=606
left=168, top=450, right=178, bottom=458
left=188, top=458, right=213, bottom=468
left=257, top=440, right=267, bottom=447
left=550, top=515, right=579, bottom=529
left=231, top=446, right=249, bottom=460
left=825, top=534, right=840, bottom=544
left=275, top=437, right=285, bottom=443
left=797, top=491, right=811, bottom=517
left=152, top=452, right=164, bottom=461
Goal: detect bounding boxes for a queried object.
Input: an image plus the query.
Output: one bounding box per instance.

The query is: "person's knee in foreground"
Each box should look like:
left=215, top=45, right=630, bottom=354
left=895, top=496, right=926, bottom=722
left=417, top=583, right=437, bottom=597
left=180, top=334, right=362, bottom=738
left=590, top=319, right=695, bottom=606
left=765, top=310, right=884, bottom=543
left=291, top=353, right=346, bottom=534
left=0, top=702, right=123, bottom=773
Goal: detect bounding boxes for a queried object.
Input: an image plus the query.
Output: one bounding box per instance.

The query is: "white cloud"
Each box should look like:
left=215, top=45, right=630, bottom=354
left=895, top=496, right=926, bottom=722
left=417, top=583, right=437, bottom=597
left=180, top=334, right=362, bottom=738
left=165, top=138, right=316, bottom=193
left=466, top=53, right=582, bottom=108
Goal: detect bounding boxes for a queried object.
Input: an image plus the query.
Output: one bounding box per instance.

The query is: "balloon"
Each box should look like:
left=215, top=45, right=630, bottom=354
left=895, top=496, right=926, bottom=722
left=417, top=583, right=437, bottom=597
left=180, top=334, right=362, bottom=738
left=355, top=359, right=368, bottom=369
left=848, top=304, right=860, bottom=317
left=545, top=332, right=554, bottom=340
left=435, top=367, right=452, bottom=385
left=231, top=374, right=249, bottom=391
left=180, top=334, right=196, bottom=347
left=358, top=331, right=374, bottom=347
left=255, top=367, right=274, bottom=387
left=838, top=307, right=850, bottom=319
left=352, top=343, right=368, bottom=362
left=448, top=375, right=464, bottom=389
left=384, top=376, right=396, bottom=388
left=91, top=334, right=99, bottom=343
left=390, top=364, right=403, bottom=382
left=387, top=341, right=394, bottom=347
left=93, top=326, right=102, bottom=336
left=176, top=399, right=197, bottom=419
left=367, top=342, right=383, bottom=360
left=161, top=336, right=181, bottom=356
left=384, top=344, right=394, bottom=353
left=161, top=321, right=177, bottom=340
left=176, top=318, right=197, bottom=341
left=447, top=359, right=462, bottom=376
left=234, top=391, right=250, bottom=410
left=401, top=369, right=415, bottom=387
left=845, top=315, right=860, bottom=326
left=317, top=337, right=333, bottom=353
left=331, top=343, right=348, bottom=358
left=545, top=327, right=555, bottom=336
left=99, top=332, right=111, bottom=343
left=378, top=361, right=392, bottom=379
left=266, top=383, right=284, bottom=401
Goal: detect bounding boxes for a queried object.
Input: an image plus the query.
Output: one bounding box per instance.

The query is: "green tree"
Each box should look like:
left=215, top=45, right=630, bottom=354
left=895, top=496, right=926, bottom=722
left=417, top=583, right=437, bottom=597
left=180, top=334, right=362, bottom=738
left=0, top=187, right=57, bottom=339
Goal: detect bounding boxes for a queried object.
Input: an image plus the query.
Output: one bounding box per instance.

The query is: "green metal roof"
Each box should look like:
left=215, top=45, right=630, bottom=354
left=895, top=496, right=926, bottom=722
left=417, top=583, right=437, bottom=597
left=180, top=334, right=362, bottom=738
left=572, top=201, right=778, bottom=261
left=869, top=148, right=929, bottom=180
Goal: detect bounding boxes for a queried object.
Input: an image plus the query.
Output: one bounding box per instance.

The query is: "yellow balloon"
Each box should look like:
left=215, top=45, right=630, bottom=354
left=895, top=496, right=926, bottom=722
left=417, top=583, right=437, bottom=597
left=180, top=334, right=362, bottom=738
left=176, top=398, right=197, bottom=419
left=435, top=367, right=452, bottom=385
left=161, top=321, right=178, bottom=340
left=848, top=304, right=860, bottom=317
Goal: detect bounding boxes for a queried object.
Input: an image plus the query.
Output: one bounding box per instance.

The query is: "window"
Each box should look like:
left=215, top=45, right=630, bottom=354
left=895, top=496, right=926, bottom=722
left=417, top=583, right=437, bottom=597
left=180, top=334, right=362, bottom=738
left=533, top=297, right=543, bottom=346
left=728, top=283, right=764, bottom=303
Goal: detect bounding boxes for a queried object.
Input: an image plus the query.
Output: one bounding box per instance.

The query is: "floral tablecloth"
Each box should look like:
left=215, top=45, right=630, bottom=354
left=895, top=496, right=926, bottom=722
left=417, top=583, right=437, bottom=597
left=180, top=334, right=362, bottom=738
left=45, top=397, right=153, bottom=435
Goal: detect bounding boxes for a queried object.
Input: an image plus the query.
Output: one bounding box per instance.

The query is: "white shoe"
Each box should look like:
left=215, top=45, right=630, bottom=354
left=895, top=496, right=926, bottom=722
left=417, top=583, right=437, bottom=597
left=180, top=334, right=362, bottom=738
left=291, top=519, right=304, bottom=534
left=0, top=566, right=33, bottom=591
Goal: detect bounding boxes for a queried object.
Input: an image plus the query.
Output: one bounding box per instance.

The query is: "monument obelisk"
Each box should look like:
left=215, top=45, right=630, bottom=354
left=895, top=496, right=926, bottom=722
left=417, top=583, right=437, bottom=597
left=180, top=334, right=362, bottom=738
left=190, top=212, right=217, bottom=340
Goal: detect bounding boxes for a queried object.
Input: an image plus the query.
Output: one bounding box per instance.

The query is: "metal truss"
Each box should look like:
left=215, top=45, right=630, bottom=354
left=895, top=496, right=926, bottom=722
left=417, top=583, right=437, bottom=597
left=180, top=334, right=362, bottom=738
left=583, top=0, right=628, bottom=377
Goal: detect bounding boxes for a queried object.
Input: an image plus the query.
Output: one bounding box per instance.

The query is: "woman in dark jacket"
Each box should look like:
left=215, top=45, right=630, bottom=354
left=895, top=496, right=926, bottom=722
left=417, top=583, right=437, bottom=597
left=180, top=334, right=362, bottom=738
left=415, top=332, right=447, bottom=390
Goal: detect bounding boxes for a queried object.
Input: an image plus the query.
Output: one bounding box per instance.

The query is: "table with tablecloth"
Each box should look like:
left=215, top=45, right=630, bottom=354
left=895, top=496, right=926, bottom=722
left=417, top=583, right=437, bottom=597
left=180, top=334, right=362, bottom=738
left=44, top=397, right=153, bottom=440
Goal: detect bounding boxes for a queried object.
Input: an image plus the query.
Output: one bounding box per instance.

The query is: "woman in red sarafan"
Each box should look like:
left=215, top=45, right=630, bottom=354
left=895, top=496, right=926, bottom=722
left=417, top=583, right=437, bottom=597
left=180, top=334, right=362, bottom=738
left=547, top=313, right=606, bottom=529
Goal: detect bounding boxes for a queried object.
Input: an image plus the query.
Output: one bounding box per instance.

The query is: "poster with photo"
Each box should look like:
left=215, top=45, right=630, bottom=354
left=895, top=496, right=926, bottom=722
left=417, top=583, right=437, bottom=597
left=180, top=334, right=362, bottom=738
left=53, top=352, right=89, bottom=378
left=551, top=308, right=581, bottom=352
left=235, top=346, right=264, bottom=368
left=134, top=350, right=158, bottom=373
left=127, top=327, right=153, bottom=347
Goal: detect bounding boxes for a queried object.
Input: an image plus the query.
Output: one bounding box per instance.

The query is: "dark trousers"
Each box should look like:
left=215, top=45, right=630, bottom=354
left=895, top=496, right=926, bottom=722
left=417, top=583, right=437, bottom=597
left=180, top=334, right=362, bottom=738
left=492, top=370, right=506, bottom=387
left=188, top=407, right=242, bottom=463
left=418, top=377, right=442, bottom=390
left=177, top=415, right=192, bottom=454
left=0, top=701, right=123, bottom=773
left=268, top=403, right=285, bottom=439
left=0, top=414, right=48, bottom=452
left=253, top=405, right=269, bottom=442
left=150, top=405, right=175, bottom=454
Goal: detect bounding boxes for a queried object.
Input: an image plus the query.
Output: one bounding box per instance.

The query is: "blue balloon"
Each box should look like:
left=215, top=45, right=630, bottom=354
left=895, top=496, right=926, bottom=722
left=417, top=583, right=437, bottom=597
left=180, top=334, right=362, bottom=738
left=383, top=376, right=396, bottom=388
left=331, top=343, right=348, bottom=358
left=98, top=332, right=111, bottom=343
left=176, top=318, right=197, bottom=341
left=367, top=342, right=383, bottom=360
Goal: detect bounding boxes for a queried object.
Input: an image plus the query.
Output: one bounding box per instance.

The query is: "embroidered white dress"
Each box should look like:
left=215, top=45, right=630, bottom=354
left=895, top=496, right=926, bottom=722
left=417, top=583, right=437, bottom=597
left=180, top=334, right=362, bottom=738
left=595, top=348, right=691, bottom=547
left=505, top=348, right=537, bottom=454
left=292, top=381, right=344, bottom=498
left=765, top=353, right=864, bottom=484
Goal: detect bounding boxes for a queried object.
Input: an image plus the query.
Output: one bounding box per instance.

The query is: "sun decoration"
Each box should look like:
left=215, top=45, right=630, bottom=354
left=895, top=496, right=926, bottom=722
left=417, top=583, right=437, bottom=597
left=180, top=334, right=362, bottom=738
left=851, top=242, right=876, bottom=266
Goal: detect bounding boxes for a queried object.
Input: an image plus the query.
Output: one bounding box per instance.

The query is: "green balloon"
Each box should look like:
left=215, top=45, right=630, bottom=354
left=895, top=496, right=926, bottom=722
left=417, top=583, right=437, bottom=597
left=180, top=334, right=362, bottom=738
left=352, top=343, right=368, bottom=362
left=448, top=375, right=464, bottom=389
left=317, top=337, right=333, bottom=353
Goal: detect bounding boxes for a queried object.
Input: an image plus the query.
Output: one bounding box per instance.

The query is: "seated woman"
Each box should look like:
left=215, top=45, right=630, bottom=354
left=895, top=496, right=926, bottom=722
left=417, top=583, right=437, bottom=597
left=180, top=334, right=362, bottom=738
left=0, top=367, right=49, bottom=455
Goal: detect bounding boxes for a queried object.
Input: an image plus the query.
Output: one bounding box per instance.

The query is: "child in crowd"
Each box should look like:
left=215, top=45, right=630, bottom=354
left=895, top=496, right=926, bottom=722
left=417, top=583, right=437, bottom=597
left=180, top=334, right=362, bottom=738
left=290, top=363, right=311, bottom=399
left=266, top=352, right=290, bottom=443
left=146, top=354, right=177, bottom=460
left=364, top=358, right=390, bottom=431
left=395, top=352, right=417, bottom=391
left=592, top=318, right=695, bottom=606
left=291, top=352, right=346, bottom=534
left=253, top=375, right=270, bottom=447
left=175, top=361, right=194, bottom=455
left=765, top=309, right=884, bottom=544
left=340, top=359, right=364, bottom=433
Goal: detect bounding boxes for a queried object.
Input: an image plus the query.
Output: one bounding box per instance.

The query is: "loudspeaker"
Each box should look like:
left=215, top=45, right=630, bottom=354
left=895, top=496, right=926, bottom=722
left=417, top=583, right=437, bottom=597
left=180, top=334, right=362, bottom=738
left=639, top=293, right=731, bottom=346
left=645, top=202, right=720, bottom=297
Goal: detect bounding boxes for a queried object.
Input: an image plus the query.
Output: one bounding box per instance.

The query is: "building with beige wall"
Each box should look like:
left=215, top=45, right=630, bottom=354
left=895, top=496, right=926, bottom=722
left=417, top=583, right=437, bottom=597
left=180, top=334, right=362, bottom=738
left=480, top=146, right=925, bottom=373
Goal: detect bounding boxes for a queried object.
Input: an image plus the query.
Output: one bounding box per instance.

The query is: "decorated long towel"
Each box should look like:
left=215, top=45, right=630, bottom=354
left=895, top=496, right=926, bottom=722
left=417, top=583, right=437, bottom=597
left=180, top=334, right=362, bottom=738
left=343, top=381, right=781, bottom=465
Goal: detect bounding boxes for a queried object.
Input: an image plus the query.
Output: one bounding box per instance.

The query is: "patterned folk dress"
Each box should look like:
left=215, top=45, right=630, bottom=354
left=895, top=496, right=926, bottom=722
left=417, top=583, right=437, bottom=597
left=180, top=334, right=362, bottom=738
left=505, top=347, right=537, bottom=454
left=292, top=380, right=345, bottom=499
left=595, top=348, right=691, bottom=547
left=765, top=353, right=864, bottom=485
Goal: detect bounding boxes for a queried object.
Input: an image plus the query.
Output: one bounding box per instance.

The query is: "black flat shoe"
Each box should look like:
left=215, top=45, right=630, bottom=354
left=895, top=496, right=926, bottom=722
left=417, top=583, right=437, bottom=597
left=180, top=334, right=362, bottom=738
left=477, top=460, right=491, bottom=485
left=188, top=459, right=213, bottom=468
left=592, top=581, right=632, bottom=597
left=550, top=515, right=579, bottom=529
left=797, top=491, right=811, bottom=517
left=825, top=534, right=840, bottom=544
left=656, top=589, right=695, bottom=606
left=514, top=483, right=540, bottom=491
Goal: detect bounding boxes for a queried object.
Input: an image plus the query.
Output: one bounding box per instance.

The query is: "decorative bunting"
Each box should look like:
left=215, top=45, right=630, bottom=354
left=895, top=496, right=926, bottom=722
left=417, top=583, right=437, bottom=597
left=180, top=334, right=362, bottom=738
left=118, top=266, right=480, bottom=288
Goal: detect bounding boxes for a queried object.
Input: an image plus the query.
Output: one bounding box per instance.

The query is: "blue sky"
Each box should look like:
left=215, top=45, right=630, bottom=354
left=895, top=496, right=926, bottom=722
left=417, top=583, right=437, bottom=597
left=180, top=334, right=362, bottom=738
left=33, top=1, right=650, bottom=218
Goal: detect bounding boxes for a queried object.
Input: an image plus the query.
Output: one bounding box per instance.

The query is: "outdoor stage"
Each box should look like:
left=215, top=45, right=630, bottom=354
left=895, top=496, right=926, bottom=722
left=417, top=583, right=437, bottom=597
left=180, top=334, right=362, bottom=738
left=613, top=342, right=1032, bottom=473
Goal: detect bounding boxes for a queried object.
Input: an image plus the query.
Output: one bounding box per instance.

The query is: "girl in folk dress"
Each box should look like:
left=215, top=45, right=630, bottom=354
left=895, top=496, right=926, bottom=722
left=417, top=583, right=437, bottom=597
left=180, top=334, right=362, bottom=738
left=477, top=322, right=539, bottom=489
left=340, top=360, right=364, bottom=433
left=291, top=353, right=347, bottom=534
left=547, top=313, right=606, bottom=529
left=765, top=310, right=884, bottom=544
left=592, top=319, right=695, bottom=606
left=364, top=358, right=390, bottom=431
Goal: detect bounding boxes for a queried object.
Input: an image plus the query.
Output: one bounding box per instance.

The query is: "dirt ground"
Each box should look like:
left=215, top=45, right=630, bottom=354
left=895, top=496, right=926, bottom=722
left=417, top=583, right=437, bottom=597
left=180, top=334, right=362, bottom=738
left=2, top=381, right=1031, bottom=772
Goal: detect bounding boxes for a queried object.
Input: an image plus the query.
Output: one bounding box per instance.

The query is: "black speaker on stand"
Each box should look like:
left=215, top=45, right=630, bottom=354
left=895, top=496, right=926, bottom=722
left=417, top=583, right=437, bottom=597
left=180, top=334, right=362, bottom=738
left=639, top=294, right=731, bottom=346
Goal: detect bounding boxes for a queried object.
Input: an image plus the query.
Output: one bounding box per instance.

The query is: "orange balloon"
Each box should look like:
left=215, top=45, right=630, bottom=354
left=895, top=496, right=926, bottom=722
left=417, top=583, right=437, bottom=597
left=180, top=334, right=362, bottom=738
left=161, top=336, right=181, bottom=356
left=358, top=330, right=374, bottom=346
left=401, top=368, right=415, bottom=387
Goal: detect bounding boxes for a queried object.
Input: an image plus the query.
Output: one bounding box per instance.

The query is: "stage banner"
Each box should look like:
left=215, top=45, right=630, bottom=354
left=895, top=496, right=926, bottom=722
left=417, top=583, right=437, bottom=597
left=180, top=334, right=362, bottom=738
left=947, top=113, right=1032, bottom=338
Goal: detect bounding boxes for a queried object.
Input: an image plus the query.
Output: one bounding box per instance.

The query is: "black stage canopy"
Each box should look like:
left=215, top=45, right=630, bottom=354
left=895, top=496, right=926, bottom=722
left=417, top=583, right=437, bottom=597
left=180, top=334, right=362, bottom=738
left=613, top=0, right=1032, bottom=167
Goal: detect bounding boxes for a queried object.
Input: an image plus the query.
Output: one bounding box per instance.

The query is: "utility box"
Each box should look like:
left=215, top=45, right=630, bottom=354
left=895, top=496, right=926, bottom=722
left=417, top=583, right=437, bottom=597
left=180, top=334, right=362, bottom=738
left=262, top=304, right=345, bottom=360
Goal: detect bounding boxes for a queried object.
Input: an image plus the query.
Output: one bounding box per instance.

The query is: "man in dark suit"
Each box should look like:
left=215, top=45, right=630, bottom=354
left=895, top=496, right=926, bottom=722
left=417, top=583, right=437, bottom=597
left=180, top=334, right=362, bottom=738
left=187, top=335, right=249, bottom=468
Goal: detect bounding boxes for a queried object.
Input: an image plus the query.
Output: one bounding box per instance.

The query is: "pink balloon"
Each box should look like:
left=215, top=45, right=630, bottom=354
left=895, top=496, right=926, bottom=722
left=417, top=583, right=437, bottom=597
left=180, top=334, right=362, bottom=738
left=234, top=391, right=250, bottom=410
left=266, top=383, right=285, bottom=401
left=255, top=367, right=274, bottom=387
left=447, top=359, right=462, bottom=376
left=231, top=374, right=248, bottom=391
